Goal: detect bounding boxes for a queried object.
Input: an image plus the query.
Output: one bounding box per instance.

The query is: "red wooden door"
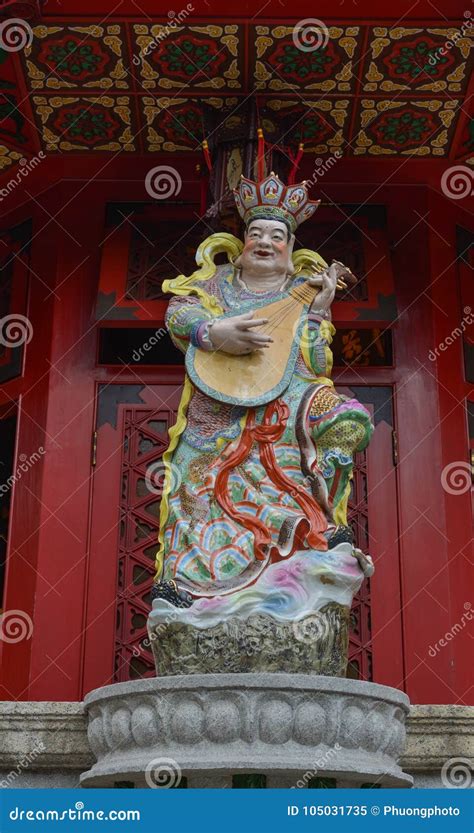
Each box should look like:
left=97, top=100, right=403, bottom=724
left=81, top=382, right=182, bottom=696
left=342, top=385, right=403, bottom=690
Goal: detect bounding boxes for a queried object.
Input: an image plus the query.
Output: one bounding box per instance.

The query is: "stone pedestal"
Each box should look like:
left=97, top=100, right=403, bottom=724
left=80, top=673, right=413, bottom=789
left=1, top=700, right=471, bottom=788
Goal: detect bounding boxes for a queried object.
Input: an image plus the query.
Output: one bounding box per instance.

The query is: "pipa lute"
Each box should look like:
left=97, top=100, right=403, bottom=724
left=185, top=279, right=321, bottom=407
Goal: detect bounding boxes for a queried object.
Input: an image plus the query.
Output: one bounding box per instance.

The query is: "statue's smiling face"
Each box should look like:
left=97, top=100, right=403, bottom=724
left=241, top=219, right=293, bottom=275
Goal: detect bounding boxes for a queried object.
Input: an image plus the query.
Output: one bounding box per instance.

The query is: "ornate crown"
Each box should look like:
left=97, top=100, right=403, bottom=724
left=233, top=172, right=320, bottom=233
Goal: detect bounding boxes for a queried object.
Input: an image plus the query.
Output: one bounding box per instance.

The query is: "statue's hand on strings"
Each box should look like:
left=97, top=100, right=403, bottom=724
left=207, top=312, right=273, bottom=355
left=308, top=260, right=356, bottom=314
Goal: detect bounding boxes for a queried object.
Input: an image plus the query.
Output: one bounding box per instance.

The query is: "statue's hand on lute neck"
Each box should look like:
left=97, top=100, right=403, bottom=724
left=308, top=260, right=356, bottom=314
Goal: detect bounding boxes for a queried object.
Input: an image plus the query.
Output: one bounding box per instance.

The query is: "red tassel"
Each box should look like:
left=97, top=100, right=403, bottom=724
left=288, top=142, right=304, bottom=185
left=202, top=139, right=212, bottom=173
left=196, top=163, right=207, bottom=216
left=199, top=139, right=212, bottom=215
left=257, top=127, right=265, bottom=181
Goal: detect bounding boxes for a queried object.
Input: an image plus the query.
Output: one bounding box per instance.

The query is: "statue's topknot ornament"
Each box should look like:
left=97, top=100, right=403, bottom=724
left=233, top=171, right=321, bottom=233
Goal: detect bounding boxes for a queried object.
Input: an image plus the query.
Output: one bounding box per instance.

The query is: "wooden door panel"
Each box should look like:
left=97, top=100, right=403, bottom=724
left=82, top=383, right=181, bottom=695
left=341, top=385, right=403, bottom=689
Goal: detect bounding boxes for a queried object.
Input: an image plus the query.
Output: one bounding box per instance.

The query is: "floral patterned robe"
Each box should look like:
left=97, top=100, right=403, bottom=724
left=157, top=263, right=371, bottom=596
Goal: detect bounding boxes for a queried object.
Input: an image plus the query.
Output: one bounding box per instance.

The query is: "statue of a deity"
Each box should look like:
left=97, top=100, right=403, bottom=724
left=148, top=173, right=374, bottom=677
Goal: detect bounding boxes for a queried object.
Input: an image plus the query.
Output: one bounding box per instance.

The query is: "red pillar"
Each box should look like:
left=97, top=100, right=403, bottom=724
left=1, top=182, right=103, bottom=700
left=389, top=186, right=473, bottom=704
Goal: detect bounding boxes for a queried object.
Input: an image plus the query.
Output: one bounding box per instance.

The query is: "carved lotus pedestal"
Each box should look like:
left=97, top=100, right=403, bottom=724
left=81, top=674, right=413, bottom=789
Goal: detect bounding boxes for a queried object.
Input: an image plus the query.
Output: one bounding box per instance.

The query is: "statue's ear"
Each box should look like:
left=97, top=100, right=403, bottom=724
left=233, top=226, right=249, bottom=268
left=287, top=232, right=296, bottom=274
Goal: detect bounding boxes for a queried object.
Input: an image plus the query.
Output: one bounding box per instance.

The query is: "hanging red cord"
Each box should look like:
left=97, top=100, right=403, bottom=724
left=198, top=139, right=212, bottom=216
left=257, top=127, right=265, bottom=180
left=201, top=139, right=212, bottom=173
left=195, top=163, right=207, bottom=216
left=288, top=142, right=304, bottom=185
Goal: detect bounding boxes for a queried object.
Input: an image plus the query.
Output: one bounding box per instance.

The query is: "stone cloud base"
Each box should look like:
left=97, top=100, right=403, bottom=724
left=80, top=673, right=412, bottom=788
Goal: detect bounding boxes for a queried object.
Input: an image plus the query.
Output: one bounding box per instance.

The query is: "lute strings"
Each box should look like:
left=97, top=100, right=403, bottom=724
left=251, top=270, right=324, bottom=341
left=252, top=263, right=348, bottom=341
